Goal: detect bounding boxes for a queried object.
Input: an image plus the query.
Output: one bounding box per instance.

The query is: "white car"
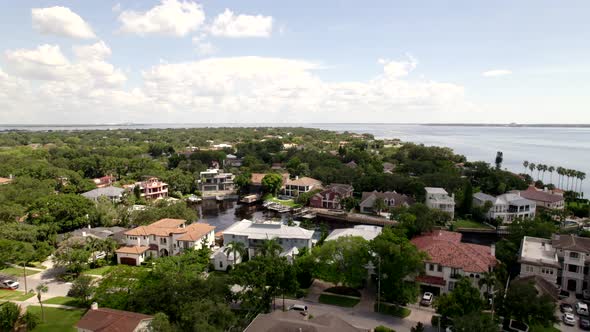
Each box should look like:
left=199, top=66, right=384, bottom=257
left=421, top=292, right=434, bottom=306
left=577, top=302, right=590, bottom=316
left=563, top=313, right=576, bottom=326
left=0, top=280, right=20, bottom=290
left=288, top=304, right=308, bottom=312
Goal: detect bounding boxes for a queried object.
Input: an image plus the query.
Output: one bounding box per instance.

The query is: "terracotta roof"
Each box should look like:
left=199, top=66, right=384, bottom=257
left=251, top=173, right=289, bottom=185
left=416, top=275, right=446, bottom=286
left=76, top=307, right=152, bottom=332
left=411, top=231, right=497, bottom=273
left=285, top=176, right=322, bottom=187
left=177, top=223, right=215, bottom=241
left=552, top=234, right=590, bottom=253
left=115, top=246, right=149, bottom=254
left=520, top=187, right=564, bottom=203
left=124, top=218, right=187, bottom=237
left=0, top=177, right=13, bottom=185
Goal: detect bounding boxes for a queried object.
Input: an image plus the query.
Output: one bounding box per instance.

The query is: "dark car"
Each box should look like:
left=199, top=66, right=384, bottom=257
left=560, top=303, right=574, bottom=313
left=559, top=290, right=571, bottom=300
left=581, top=318, right=590, bottom=331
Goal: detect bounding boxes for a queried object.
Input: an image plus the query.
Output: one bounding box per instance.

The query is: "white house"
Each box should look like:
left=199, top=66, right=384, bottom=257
left=552, top=234, right=590, bottom=293
left=518, top=236, right=559, bottom=285
left=116, top=218, right=215, bottom=266
left=222, top=219, right=314, bottom=259
left=283, top=177, right=322, bottom=198
left=473, top=192, right=536, bottom=223
left=198, top=169, right=235, bottom=194
left=325, top=225, right=382, bottom=242
left=211, top=246, right=243, bottom=271
left=424, top=187, right=455, bottom=220
left=81, top=186, right=126, bottom=202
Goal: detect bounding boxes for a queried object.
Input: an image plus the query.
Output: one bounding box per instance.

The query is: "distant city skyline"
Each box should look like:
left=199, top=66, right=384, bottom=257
left=1, top=0, right=589, bottom=124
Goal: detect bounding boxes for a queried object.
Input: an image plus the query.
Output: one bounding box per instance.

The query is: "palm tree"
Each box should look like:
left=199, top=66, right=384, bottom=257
left=224, top=241, right=246, bottom=266
left=540, top=164, right=548, bottom=182
left=36, top=283, right=48, bottom=321
left=548, top=166, right=555, bottom=185
left=478, top=271, right=497, bottom=294
left=557, top=167, right=565, bottom=189
left=523, top=161, right=529, bottom=175
left=259, top=238, right=282, bottom=257
left=529, top=163, right=536, bottom=180
left=536, top=164, right=543, bottom=181
left=86, top=237, right=102, bottom=264
left=102, top=238, right=118, bottom=262
left=372, top=197, right=387, bottom=215
left=580, top=172, right=586, bottom=198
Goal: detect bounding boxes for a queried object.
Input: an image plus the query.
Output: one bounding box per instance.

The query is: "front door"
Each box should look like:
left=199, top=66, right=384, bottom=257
left=567, top=279, right=577, bottom=292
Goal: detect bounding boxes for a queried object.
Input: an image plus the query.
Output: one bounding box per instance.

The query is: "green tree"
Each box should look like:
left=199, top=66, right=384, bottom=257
left=411, top=322, right=425, bottom=332
left=311, top=236, right=371, bottom=288
left=259, top=238, right=283, bottom=257
left=453, top=312, right=497, bottom=332
left=69, top=276, right=96, bottom=306
left=434, top=278, right=483, bottom=319
left=36, top=283, right=49, bottom=321
left=460, top=182, right=473, bottom=216
left=501, top=280, right=557, bottom=327
left=149, top=313, right=175, bottom=332
left=234, top=173, right=251, bottom=194
left=0, top=302, right=20, bottom=332
left=27, top=194, right=95, bottom=232
left=261, top=173, right=283, bottom=197
left=372, top=197, right=387, bottom=214
left=224, top=241, right=246, bottom=266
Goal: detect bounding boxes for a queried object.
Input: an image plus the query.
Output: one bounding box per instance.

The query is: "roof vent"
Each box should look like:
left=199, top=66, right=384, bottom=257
left=90, top=302, right=98, bottom=310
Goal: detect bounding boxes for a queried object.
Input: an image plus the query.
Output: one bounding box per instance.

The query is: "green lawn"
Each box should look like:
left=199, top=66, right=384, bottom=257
left=27, top=306, right=85, bottom=332
left=530, top=324, right=560, bottom=332
left=26, top=262, right=47, bottom=270
left=374, top=302, right=411, bottom=318
left=0, top=266, right=41, bottom=277
left=83, top=265, right=113, bottom=276
left=453, top=219, right=493, bottom=230
left=42, top=296, right=83, bottom=307
left=0, top=289, right=35, bottom=301
left=267, top=197, right=301, bottom=208
left=318, top=293, right=360, bottom=307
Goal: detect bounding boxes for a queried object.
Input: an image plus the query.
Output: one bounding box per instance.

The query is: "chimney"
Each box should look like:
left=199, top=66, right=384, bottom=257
left=90, top=302, right=98, bottom=310
left=491, top=244, right=496, bottom=257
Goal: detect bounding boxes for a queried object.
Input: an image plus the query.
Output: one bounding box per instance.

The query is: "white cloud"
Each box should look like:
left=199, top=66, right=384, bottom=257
left=73, top=41, right=112, bottom=61
left=195, top=42, right=216, bottom=56
left=379, top=56, right=418, bottom=78
left=118, top=0, right=205, bottom=37
left=32, top=6, right=96, bottom=39
left=482, top=69, right=512, bottom=77
left=210, top=9, right=273, bottom=38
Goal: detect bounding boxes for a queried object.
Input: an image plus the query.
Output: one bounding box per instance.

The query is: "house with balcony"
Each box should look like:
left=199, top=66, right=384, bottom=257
left=136, top=177, right=168, bottom=200
left=519, top=186, right=565, bottom=210
left=518, top=236, right=560, bottom=285
left=411, top=230, right=498, bottom=294
left=283, top=177, right=322, bottom=198
left=198, top=169, right=235, bottom=193
left=309, top=183, right=354, bottom=210
left=359, top=191, right=414, bottom=214
left=116, top=218, right=215, bottom=266
left=425, top=187, right=456, bottom=220
left=552, top=234, right=590, bottom=293
left=473, top=192, right=536, bottom=223
left=222, top=219, right=314, bottom=259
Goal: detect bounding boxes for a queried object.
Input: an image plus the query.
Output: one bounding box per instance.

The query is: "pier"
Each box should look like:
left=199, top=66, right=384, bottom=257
left=305, top=208, right=398, bottom=227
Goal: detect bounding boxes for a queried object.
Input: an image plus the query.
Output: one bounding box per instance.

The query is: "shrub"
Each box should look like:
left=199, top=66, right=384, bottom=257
left=22, top=311, right=40, bottom=330
left=318, top=294, right=360, bottom=307
left=375, top=326, right=396, bottom=332
left=324, top=286, right=361, bottom=298
left=375, top=302, right=411, bottom=318
left=0, top=302, right=20, bottom=332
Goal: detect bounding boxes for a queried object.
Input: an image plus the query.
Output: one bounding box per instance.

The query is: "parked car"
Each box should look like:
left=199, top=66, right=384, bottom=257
left=559, top=289, right=570, bottom=300
left=288, top=304, right=308, bottom=312
left=580, top=317, right=590, bottom=330
left=0, top=280, right=19, bottom=290
left=577, top=302, right=590, bottom=316
left=563, top=313, right=576, bottom=326
left=420, top=292, right=434, bottom=306
left=560, top=303, right=574, bottom=313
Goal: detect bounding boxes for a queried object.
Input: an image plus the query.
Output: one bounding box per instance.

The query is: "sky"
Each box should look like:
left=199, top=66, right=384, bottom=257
left=1, top=0, right=589, bottom=124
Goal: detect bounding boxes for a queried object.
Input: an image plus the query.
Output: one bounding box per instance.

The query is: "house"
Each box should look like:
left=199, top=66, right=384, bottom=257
left=425, top=187, right=455, bottom=220
left=518, top=236, right=559, bottom=285
left=198, top=169, right=235, bottom=194
left=325, top=225, right=382, bottom=242
left=519, top=186, right=565, bottom=210
left=62, top=226, right=128, bottom=244
left=135, top=177, right=168, bottom=200
left=382, top=162, right=395, bottom=174
left=223, top=154, right=242, bottom=167
left=210, top=246, right=243, bottom=271
left=359, top=191, right=414, bottom=214
left=283, top=177, right=322, bottom=198
left=309, top=183, right=354, bottom=209
left=551, top=234, right=590, bottom=293
left=76, top=303, right=152, bottom=332
left=0, top=176, right=13, bottom=185
left=411, top=230, right=498, bottom=294
left=345, top=160, right=358, bottom=169
left=250, top=173, right=290, bottom=194
left=81, top=186, right=126, bottom=202
left=222, top=219, right=314, bottom=258
left=244, top=311, right=366, bottom=332
left=473, top=192, right=536, bottom=223
left=116, top=219, right=215, bottom=266
left=93, top=175, right=116, bottom=188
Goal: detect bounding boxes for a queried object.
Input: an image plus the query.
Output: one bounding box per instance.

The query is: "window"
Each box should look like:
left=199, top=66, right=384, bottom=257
left=219, top=261, right=223, bottom=268
left=525, top=265, right=534, bottom=272
left=568, top=264, right=579, bottom=273
left=429, top=264, right=434, bottom=271
left=570, top=252, right=580, bottom=259
left=448, top=281, right=455, bottom=291
left=437, top=265, right=443, bottom=272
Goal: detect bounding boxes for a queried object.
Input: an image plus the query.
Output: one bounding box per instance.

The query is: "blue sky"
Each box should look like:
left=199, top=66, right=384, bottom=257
left=1, top=0, right=589, bottom=124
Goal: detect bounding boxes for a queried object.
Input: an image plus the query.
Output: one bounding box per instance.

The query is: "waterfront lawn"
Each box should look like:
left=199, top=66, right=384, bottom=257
left=27, top=306, right=85, bottom=332
left=374, top=302, right=411, bottom=318
left=0, top=289, right=35, bottom=301
left=42, top=296, right=83, bottom=307
left=267, top=197, right=301, bottom=208
left=453, top=219, right=493, bottom=230
left=0, top=266, right=41, bottom=277
left=83, top=266, right=113, bottom=276
left=318, top=293, right=360, bottom=307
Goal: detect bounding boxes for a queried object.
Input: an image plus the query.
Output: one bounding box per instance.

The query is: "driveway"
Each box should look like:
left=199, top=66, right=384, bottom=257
left=13, top=258, right=72, bottom=301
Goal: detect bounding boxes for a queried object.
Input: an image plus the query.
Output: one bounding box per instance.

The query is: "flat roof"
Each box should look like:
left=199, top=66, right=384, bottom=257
left=519, top=236, right=559, bottom=267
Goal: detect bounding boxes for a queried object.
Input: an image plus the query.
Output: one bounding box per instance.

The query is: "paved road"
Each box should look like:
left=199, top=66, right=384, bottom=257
left=13, top=259, right=71, bottom=302
left=278, top=298, right=436, bottom=332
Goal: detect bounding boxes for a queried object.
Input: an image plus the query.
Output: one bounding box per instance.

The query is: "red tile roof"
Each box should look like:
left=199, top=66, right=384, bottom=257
left=76, top=307, right=152, bottom=332
left=520, top=186, right=564, bottom=203
left=115, top=246, right=149, bottom=255
left=411, top=231, right=497, bottom=273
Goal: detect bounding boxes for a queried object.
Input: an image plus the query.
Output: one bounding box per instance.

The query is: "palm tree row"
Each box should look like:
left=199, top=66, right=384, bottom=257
left=522, top=160, right=586, bottom=194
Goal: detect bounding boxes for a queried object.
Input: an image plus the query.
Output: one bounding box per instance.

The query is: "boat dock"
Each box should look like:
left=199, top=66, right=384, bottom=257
left=301, top=208, right=398, bottom=226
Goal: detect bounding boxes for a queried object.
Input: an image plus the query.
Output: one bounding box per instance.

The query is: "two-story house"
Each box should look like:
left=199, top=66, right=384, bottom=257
left=116, top=218, right=215, bottom=266
left=221, top=219, right=314, bottom=259
left=135, top=177, right=168, bottom=200
left=518, top=236, right=560, bottom=285
left=309, top=183, right=354, bottom=209
left=411, top=231, right=498, bottom=294
left=359, top=191, right=414, bottom=214
left=223, top=154, right=243, bottom=168
left=552, top=234, right=590, bottom=293
left=283, top=177, right=322, bottom=198
left=473, top=192, right=536, bottom=223
left=198, top=169, right=235, bottom=193
left=424, top=187, right=455, bottom=220
left=519, top=186, right=565, bottom=210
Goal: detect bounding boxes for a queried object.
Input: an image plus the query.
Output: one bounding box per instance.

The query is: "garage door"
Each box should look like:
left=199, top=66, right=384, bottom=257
left=120, top=257, right=137, bottom=266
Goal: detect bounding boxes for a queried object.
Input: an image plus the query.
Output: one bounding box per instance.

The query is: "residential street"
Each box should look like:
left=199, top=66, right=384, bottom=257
left=13, top=258, right=71, bottom=301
